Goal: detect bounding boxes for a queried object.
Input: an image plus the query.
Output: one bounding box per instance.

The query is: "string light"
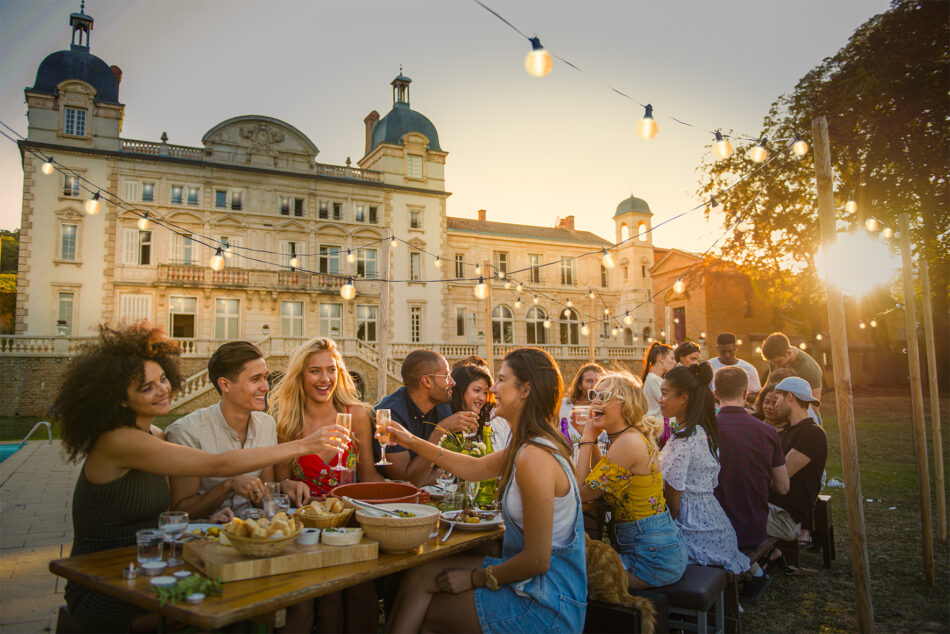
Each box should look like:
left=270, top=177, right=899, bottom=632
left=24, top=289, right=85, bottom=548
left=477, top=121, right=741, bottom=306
left=514, top=297, right=522, bottom=309
left=516, top=283, right=523, bottom=293
left=525, top=37, right=552, bottom=78
left=881, top=227, right=894, bottom=239
left=709, top=196, right=719, bottom=208
left=858, top=321, right=867, bottom=330
left=588, top=289, right=596, bottom=300
left=433, top=255, right=441, bottom=268
left=581, top=323, right=590, bottom=336
left=845, top=198, right=858, bottom=214
left=713, top=132, right=734, bottom=160
left=504, top=280, right=511, bottom=289
left=340, top=277, right=357, bottom=300
left=623, top=311, right=632, bottom=326
left=601, top=247, right=615, bottom=269
left=799, top=342, right=807, bottom=350
left=611, top=327, right=619, bottom=337
left=660, top=330, right=666, bottom=338
left=603, top=308, right=610, bottom=316
left=84, top=192, right=101, bottom=215
left=736, top=338, right=743, bottom=345
left=137, top=212, right=149, bottom=230
left=865, top=217, right=880, bottom=232
left=41, top=157, right=54, bottom=175
left=475, top=264, right=482, bottom=275
left=870, top=319, right=878, bottom=328
left=792, top=136, right=809, bottom=156
left=209, top=248, right=225, bottom=272
left=289, top=255, right=299, bottom=269
left=673, top=317, right=680, bottom=324
left=497, top=270, right=506, bottom=279
left=533, top=296, right=539, bottom=305
left=699, top=331, right=706, bottom=339
left=636, top=104, right=658, bottom=140
left=755, top=346, right=762, bottom=354
left=747, top=138, right=768, bottom=163
left=346, top=249, right=356, bottom=264
left=816, top=333, right=823, bottom=341
left=672, top=278, right=685, bottom=294
left=390, top=234, right=398, bottom=248
left=566, top=299, right=573, bottom=308
left=542, top=318, right=552, bottom=329
left=222, top=239, right=232, bottom=259
left=474, top=277, right=487, bottom=300
left=563, top=307, right=572, bottom=317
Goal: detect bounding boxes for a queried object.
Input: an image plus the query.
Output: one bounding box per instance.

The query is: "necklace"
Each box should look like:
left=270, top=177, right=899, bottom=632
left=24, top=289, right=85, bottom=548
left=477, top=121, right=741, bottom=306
left=606, top=427, right=630, bottom=442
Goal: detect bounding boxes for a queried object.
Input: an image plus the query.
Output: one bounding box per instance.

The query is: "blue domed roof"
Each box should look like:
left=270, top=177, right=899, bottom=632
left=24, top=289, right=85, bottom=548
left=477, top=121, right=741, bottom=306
left=30, top=48, right=119, bottom=104
left=614, top=194, right=652, bottom=217
left=370, top=102, right=441, bottom=152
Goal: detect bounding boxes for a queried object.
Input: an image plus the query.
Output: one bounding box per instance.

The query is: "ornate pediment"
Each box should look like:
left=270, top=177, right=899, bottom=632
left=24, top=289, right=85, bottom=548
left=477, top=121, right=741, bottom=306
left=406, top=236, right=426, bottom=249
left=54, top=206, right=85, bottom=221
left=276, top=219, right=308, bottom=232
left=165, top=211, right=203, bottom=224
left=212, top=213, right=247, bottom=228
left=201, top=115, right=318, bottom=172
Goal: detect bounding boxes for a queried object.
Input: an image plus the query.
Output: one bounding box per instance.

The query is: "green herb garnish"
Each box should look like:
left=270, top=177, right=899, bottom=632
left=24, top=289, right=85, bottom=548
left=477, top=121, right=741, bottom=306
left=154, top=573, right=222, bottom=606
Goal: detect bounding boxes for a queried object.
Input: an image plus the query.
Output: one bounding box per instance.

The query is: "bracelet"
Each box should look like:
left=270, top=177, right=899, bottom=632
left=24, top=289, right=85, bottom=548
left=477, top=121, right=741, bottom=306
left=577, top=441, right=597, bottom=447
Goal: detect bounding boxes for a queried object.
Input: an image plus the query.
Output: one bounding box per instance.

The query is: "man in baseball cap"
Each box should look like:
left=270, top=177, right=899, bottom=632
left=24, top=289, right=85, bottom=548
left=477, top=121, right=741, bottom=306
left=766, top=377, right=827, bottom=546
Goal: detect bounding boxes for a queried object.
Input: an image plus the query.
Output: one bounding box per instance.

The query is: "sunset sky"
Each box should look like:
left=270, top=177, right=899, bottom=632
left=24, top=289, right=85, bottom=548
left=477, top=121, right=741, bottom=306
left=0, top=0, right=890, bottom=253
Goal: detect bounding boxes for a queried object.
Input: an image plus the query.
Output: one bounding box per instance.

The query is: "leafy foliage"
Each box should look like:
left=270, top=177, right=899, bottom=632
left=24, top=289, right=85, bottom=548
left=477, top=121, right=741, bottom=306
left=0, top=230, right=18, bottom=274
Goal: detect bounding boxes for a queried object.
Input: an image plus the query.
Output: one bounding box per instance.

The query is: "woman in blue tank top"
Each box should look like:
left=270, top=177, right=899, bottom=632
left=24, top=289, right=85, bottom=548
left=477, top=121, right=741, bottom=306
left=381, top=348, right=587, bottom=633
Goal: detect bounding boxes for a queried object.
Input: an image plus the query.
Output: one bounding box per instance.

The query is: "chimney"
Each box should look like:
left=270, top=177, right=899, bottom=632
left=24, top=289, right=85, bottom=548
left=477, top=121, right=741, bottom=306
left=110, top=65, right=122, bottom=98
left=363, top=111, right=380, bottom=156
left=557, top=215, right=575, bottom=231
left=477, top=209, right=487, bottom=222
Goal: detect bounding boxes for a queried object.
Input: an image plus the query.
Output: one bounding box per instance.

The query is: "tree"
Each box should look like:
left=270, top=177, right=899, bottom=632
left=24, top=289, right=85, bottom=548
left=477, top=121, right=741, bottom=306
left=0, top=229, right=18, bottom=274
left=697, top=0, right=948, bottom=380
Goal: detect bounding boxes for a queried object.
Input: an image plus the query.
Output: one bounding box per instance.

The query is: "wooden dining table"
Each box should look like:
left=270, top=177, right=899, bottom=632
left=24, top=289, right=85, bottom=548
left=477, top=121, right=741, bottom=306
left=49, top=524, right=503, bottom=632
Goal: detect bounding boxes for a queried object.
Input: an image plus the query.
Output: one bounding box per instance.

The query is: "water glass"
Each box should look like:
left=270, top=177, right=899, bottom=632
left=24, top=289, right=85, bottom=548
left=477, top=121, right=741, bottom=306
left=241, top=507, right=265, bottom=521
left=159, top=511, right=189, bottom=567
left=264, top=482, right=282, bottom=499
left=436, top=467, right=455, bottom=494
left=573, top=405, right=591, bottom=425
left=375, top=409, right=393, bottom=466
left=463, top=480, right=480, bottom=509
left=136, top=529, right=164, bottom=564
left=333, top=413, right=352, bottom=472
left=275, top=494, right=291, bottom=516
left=441, top=490, right=464, bottom=513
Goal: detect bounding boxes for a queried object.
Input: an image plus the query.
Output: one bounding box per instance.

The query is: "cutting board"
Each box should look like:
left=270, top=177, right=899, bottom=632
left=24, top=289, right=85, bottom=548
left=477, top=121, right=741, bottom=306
left=183, top=537, right=378, bottom=582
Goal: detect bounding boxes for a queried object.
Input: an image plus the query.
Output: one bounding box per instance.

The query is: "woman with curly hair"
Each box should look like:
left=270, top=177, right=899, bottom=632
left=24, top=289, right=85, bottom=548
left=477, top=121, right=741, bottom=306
left=575, top=371, right=687, bottom=588
left=53, top=324, right=348, bottom=633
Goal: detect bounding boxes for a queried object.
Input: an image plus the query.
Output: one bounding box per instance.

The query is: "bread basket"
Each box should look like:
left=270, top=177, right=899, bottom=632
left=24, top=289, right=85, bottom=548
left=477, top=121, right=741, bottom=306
left=226, top=518, right=302, bottom=558
left=295, top=506, right=354, bottom=529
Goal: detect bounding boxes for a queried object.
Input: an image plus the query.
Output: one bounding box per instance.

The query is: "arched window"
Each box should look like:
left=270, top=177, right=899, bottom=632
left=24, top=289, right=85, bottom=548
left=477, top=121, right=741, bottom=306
left=620, top=223, right=630, bottom=242
left=560, top=307, right=581, bottom=345
left=624, top=328, right=633, bottom=346
left=642, top=326, right=652, bottom=340
left=526, top=307, right=547, bottom=345
left=492, top=304, right=514, bottom=344
left=637, top=221, right=648, bottom=241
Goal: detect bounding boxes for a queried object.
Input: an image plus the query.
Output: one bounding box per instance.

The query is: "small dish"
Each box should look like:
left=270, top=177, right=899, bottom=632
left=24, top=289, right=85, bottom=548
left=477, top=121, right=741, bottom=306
left=141, top=561, right=167, bottom=576
left=321, top=527, right=363, bottom=546
left=296, top=528, right=321, bottom=546
left=173, top=570, right=192, bottom=579
left=186, top=593, right=205, bottom=604
left=149, top=575, right=177, bottom=590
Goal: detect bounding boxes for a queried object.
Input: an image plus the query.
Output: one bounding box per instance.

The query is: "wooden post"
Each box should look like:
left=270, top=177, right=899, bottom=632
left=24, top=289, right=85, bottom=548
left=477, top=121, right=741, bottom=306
left=812, top=117, right=875, bottom=631
left=483, top=261, right=494, bottom=374
left=376, top=237, right=391, bottom=398
left=899, top=212, right=935, bottom=582
left=588, top=291, right=596, bottom=363
left=919, top=261, right=947, bottom=543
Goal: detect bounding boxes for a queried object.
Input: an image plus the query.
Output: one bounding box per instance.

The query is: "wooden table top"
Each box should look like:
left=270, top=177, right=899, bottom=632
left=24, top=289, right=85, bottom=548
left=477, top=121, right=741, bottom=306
left=49, top=525, right=503, bottom=630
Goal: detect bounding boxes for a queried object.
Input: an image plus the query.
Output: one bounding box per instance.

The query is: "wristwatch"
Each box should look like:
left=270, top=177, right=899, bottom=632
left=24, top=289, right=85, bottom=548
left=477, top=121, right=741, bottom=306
left=484, top=565, right=500, bottom=591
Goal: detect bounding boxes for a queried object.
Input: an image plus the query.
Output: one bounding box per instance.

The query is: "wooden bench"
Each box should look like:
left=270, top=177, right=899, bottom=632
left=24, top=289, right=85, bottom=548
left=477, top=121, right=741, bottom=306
left=773, top=495, right=836, bottom=569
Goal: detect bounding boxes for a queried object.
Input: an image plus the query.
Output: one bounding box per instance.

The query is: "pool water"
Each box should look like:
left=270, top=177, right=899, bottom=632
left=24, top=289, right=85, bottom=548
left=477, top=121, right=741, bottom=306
left=0, top=444, right=21, bottom=463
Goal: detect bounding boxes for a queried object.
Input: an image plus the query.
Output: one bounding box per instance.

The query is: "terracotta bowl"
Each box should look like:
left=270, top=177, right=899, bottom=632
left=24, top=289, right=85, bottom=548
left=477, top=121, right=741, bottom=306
left=332, top=481, right=429, bottom=506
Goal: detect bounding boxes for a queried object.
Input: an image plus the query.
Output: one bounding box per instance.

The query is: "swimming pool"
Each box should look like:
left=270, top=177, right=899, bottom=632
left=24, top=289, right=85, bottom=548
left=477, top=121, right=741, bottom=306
left=0, top=444, right=21, bottom=463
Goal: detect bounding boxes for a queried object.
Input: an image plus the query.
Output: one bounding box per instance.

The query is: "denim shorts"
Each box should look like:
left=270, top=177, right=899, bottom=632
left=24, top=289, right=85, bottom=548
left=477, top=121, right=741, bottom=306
left=613, top=510, right=688, bottom=587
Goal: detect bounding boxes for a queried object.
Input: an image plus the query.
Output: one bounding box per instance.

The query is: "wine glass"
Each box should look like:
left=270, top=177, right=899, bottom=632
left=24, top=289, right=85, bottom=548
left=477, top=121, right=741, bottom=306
left=436, top=467, right=455, bottom=494
left=463, top=480, right=480, bottom=510
left=332, top=412, right=352, bottom=472
left=375, top=409, right=393, bottom=466
left=158, top=511, right=189, bottom=567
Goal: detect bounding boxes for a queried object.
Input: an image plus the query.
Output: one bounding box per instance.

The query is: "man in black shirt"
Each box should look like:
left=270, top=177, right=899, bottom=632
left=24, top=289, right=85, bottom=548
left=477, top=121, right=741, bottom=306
left=767, top=377, right=827, bottom=544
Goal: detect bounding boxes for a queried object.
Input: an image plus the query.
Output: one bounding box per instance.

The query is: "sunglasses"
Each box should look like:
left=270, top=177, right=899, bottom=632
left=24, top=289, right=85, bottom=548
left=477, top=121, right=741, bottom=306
left=588, top=389, right=624, bottom=403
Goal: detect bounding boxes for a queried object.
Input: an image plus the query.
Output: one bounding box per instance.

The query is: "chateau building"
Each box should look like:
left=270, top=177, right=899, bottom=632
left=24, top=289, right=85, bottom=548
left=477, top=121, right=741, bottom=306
left=7, top=5, right=655, bottom=413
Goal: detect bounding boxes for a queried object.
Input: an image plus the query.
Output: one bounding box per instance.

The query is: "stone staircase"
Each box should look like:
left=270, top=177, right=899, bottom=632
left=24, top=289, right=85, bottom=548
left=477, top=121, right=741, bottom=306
left=352, top=339, right=402, bottom=385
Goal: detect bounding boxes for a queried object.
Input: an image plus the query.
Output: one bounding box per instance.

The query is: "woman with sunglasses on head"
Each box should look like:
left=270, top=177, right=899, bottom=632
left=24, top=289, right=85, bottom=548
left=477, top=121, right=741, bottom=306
left=380, top=348, right=586, bottom=634
left=576, top=373, right=688, bottom=589
left=658, top=363, right=749, bottom=574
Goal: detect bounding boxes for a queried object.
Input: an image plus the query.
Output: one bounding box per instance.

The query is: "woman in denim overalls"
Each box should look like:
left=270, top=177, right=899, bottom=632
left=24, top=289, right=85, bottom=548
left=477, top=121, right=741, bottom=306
left=383, top=348, right=587, bottom=633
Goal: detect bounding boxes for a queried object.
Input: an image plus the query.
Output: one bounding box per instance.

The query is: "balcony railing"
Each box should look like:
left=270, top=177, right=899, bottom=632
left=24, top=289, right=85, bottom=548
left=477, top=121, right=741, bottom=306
left=156, top=265, right=349, bottom=292
left=316, top=163, right=382, bottom=183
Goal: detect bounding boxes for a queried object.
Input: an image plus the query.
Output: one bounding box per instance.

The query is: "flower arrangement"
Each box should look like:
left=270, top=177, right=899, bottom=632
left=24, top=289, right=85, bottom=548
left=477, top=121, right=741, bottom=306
left=437, top=424, right=497, bottom=507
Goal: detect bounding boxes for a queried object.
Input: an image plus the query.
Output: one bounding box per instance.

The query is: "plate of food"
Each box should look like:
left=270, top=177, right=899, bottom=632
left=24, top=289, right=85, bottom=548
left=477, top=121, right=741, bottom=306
left=184, top=523, right=222, bottom=541
left=440, top=509, right=503, bottom=530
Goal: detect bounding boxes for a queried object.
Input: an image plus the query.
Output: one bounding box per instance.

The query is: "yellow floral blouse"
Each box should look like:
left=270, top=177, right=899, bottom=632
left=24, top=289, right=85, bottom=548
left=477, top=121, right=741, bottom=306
left=584, top=443, right=666, bottom=523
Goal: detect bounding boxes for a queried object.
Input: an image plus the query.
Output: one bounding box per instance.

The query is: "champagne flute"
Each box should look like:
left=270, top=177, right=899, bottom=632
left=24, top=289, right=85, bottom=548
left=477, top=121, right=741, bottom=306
left=375, top=409, right=393, bottom=466
left=436, top=467, right=455, bottom=494
left=158, top=511, right=189, bottom=567
left=464, top=480, right=480, bottom=510
left=332, top=412, right=352, bottom=472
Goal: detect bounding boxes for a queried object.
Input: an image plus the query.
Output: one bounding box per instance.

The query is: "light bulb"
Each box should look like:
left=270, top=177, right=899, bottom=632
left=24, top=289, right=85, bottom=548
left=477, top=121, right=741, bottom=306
left=799, top=342, right=807, bottom=350
left=474, top=277, right=487, bottom=300
left=474, top=265, right=481, bottom=275
left=563, top=308, right=571, bottom=317
left=515, top=297, right=522, bottom=309
left=700, top=332, right=706, bottom=339
left=137, top=213, right=149, bottom=230
left=497, top=270, right=505, bottom=279
left=210, top=249, right=225, bottom=272
left=646, top=337, right=653, bottom=343
left=516, top=284, right=523, bottom=293
left=816, top=333, right=823, bottom=341
left=870, top=319, right=878, bottom=328
left=858, top=321, right=867, bottom=330
left=747, top=138, right=768, bottom=163
left=346, top=249, right=356, bottom=264
left=504, top=281, right=511, bottom=289
left=623, top=312, right=632, bottom=326
left=289, top=256, right=299, bottom=269
left=713, top=132, right=733, bottom=160
left=581, top=323, right=590, bottom=336
left=390, top=235, right=398, bottom=248
left=85, top=192, right=101, bottom=215
left=603, top=308, right=610, bottom=316
left=736, top=338, right=743, bottom=346
left=660, top=330, right=666, bottom=338
left=340, top=277, right=357, bottom=300
left=845, top=199, right=858, bottom=214
left=709, top=196, right=719, bottom=208
left=673, top=318, right=680, bottom=324
left=792, top=136, right=809, bottom=156
left=41, top=158, right=55, bottom=175
left=434, top=256, right=441, bottom=268
left=881, top=227, right=894, bottom=239
left=602, top=247, right=616, bottom=269
left=865, top=217, right=880, bottom=232
left=633, top=335, right=639, bottom=342
left=636, top=104, right=658, bottom=140
left=673, top=278, right=685, bottom=294
left=755, top=346, right=762, bottom=354
left=525, top=37, right=552, bottom=78
left=611, top=327, right=619, bottom=337
left=542, top=318, right=551, bottom=329
left=533, top=296, right=539, bottom=305
left=566, top=299, right=573, bottom=308
left=588, top=289, right=596, bottom=300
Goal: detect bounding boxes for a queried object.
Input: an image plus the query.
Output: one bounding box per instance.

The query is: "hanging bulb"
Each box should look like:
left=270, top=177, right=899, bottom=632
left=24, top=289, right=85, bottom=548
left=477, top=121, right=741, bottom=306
left=137, top=212, right=150, bottom=231
left=673, top=317, right=680, bottom=324
left=601, top=247, right=616, bottom=269
left=633, top=335, right=639, bottom=342
left=858, top=321, right=867, bottom=330
left=516, top=283, right=523, bottom=293
left=210, top=248, right=225, bottom=272
left=340, top=277, right=357, bottom=300
left=636, top=104, right=658, bottom=140
left=289, top=255, right=300, bottom=269
left=514, top=297, right=522, bottom=309
left=660, top=330, right=666, bottom=338
left=603, top=308, right=610, bottom=316
left=566, top=299, right=573, bottom=308
left=792, top=136, right=809, bottom=156
left=870, top=319, right=878, bottom=328
left=646, top=337, right=653, bottom=343
left=709, top=196, right=719, bottom=208
left=799, top=342, right=807, bottom=350
left=346, top=249, right=356, bottom=264
left=755, top=346, right=762, bottom=354
left=390, top=234, right=398, bottom=248
left=581, top=323, right=590, bottom=336
left=433, top=255, right=441, bottom=268
left=542, top=318, right=551, bottom=329
left=563, top=307, right=571, bottom=317
left=41, top=157, right=55, bottom=175
left=747, top=138, right=768, bottom=163
left=588, top=289, right=596, bottom=300
left=623, top=311, right=632, bottom=326
left=865, top=217, right=880, bottom=232
left=533, top=296, right=539, bottom=305
left=474, top=264, right=482, bottom=275
left=504, top=280, right=511, bottom=289
left=845, top=198, right=858, bottom=214
left=713, top=132, right=734, bottom=160
left=524, top=36, right=553, bottom=78
left=85, top=192, right=101, bottom=215
left=700, top=332, right=706, bottom=339
left=611, top=327, right=619, bottom=337
left=497, top=270, right=506, bottom=279
left=474, top=277, right=487, bottom=300
left=736, top=338, right=743, bottom=346
left=672, top=278, right=685, bottom=294
left=816, top=333, right=823, bottom=341
left=881, top=227, right=894, bottom=239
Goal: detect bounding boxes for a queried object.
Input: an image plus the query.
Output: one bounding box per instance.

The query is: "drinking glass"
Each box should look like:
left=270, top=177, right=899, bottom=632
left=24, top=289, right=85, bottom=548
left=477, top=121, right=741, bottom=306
left=264, top=481, right=281, bottom=499
left=241, top=507, right=265, bottom=521
left=275, top=494, right=291, bottom=516
left=463, top=480, right=480, bottom=510
left=375, top=409, right=393, bottom=466
left=436, top=467, right=455, bottom=494
left=332, top=413, right=352, bottom=472
left=158, top=511, right=189, bottom=567
left=441, top=490, right=464, bottom=514
left=573, top=405, right=591, bottom=425
left=136, top=529, right=164, bottom=564
left=463, top=411, right=478, bottom=439
left=263, top=495, right=280, bottom=519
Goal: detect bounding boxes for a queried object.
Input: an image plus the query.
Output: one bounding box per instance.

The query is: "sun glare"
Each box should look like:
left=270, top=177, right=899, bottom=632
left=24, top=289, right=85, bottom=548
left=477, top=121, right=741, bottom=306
left=815, top=231, right=900, bottom=297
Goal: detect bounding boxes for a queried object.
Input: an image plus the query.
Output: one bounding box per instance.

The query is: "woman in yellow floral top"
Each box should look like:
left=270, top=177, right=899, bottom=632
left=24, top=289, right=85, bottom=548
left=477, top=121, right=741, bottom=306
left=576, top=371, right=688, bottom=588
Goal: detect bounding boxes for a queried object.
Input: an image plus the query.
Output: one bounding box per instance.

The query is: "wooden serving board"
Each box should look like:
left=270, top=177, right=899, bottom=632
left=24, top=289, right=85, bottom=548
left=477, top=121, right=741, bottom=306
left=183, top=538, right=378, bottom=582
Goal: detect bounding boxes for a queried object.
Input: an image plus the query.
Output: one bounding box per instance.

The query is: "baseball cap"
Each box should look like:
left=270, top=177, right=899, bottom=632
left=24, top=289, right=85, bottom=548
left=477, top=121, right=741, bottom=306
left=774, top=377, right=820, bottom=406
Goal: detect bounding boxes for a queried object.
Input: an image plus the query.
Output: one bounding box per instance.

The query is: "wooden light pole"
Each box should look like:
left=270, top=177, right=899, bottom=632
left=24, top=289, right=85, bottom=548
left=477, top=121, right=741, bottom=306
left=919, top=261, right=947, bottom=543
left=483, top=261, right=494, bottom=373
left=898, top=212, right=935, bottom=582
left=812, top=117, right=875, bottom=631
left=376, top=236, right=392, bottom=397
left=588, top=291, right=596, bottom=363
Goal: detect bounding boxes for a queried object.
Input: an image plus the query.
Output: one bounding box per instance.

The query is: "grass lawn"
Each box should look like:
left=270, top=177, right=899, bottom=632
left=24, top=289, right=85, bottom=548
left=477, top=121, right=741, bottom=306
left=741, top=389, right=950, bottom=633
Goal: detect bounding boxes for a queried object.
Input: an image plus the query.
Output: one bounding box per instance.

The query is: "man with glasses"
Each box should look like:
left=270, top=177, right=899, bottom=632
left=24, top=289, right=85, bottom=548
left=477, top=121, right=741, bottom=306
left=374, top=350, right=479, bottom=485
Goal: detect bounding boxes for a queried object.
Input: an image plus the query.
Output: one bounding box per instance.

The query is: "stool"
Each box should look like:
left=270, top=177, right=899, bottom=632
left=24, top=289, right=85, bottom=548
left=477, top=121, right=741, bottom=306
left=811, top=495, right=836, bottom=568
left=583, top=591, right=668, bottom=634
left=653, top=565, right=727, bottom=633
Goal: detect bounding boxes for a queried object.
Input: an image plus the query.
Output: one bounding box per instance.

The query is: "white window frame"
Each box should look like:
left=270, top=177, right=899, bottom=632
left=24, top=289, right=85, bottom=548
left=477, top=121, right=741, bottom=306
left=214, top=189, right=227, bottom=209
left=492, top=305, right=514, bottom=344
left=560, top=307, right=581, bottom=345
left=63, top=106, right=86, bottom=136
left=57, top=292, right=75, bottom=335
left=456, top=306, right=466, bottom=337
left=168, top=296, right=198, bottom=338
left=407, top=154, right=423, bottom=179
left=125, top=181, right=139, bottom=201
left=281, top=301, right=304, bottom=337
left=170, top=184, right=184, bottom=205
left=526, top=307, right=547, bottom=345
left=119, top=294, right=152, bottom=325
left=369, top=206, right=379, bottom=224
left=142, top=182, right=155, bottom=203
left=409, top=209, right=423, bottom=229
left=122, top=228, right=152, bottom=266
left=356, top=248, right=377, bottom=278
left=214, top=298, right=240, bottom=339
left=186, top=186, right=200, bottom=206
left=454, top=253, right=465, bottom=278
left=355, top=204, right=366, bottom=223
left=529, top=254, right=542, bottom=284
left=560, top=256, right=576, bottom=286
left=493, top=251, right=509, bottom=276
left=319, top=244, right=342, bottom=275
left=356, top=304, right=378, bottom=342
left=63, top=174, right=81, bottom=197
left=60, top=223, right=78, bottom=261
left=410, top=306, right=423, bottom=343
left=319, top=303, right=343, bottom=338
left=409, top=251, right=422, bottom=281
left=280, top=240, right=305, bottom=268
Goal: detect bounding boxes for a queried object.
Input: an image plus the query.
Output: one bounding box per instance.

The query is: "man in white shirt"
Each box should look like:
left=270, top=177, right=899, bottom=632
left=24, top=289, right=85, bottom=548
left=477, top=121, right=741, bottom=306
left=709, top=332, right=762, bottom=401
left=166, top=342, right=310, bottom=519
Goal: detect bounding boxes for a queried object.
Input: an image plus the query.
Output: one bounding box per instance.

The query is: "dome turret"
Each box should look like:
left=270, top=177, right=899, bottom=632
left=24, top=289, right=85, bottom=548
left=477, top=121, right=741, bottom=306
left=614, top=194, right=652, bottom=218
left=369, top=71, right=441, bottom=152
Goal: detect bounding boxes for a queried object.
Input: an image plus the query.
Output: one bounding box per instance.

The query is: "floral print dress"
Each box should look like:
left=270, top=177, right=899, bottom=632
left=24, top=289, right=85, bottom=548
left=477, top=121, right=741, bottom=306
left=292, top=439, right=356, bottom=497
